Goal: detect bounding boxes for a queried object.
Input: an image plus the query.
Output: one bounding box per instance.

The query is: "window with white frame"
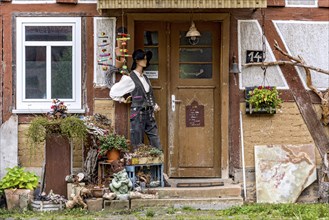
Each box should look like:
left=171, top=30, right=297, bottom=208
left=15, top=17, right=82, bottom=113
left=286, top=0, right=318, bottom=7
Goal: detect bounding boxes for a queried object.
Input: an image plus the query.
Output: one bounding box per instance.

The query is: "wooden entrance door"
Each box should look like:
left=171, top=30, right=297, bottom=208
left=170, top=22, right=221, bottom=177
left=134, top=21, right=221, bottom=177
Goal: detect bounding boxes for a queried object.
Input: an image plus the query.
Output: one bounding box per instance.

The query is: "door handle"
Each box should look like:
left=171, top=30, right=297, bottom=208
left=171, top=95, right=182, bottom=112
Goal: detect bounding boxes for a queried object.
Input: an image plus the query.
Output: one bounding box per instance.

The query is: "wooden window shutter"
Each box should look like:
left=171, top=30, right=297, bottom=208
left=56, top=0, right=78, bottom=4
left=267, top=0, right=285, bottom=6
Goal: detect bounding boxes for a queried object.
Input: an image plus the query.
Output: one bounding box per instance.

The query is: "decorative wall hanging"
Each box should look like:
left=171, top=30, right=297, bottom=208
left=93, top=17, right=116, bottom=87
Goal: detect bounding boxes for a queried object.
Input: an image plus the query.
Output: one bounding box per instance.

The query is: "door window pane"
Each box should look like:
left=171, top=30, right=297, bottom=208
left=25, top=26, right=72, bottom=41
left=25, top=46, right=47, bottom=99
left=180, top=48, right=212, bottom=62
left=144, top=31, right=158, bottom=46
left=144, top=47, right=159, bottom=62
left=51, top=46, right=72, bottom=99
left=179, top=31, right=212, bottom=46
left=179, top=64, right=212, bottom=79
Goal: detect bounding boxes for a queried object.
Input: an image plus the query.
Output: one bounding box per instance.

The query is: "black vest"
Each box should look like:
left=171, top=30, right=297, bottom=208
left=130, top=71, right=155, bottom=109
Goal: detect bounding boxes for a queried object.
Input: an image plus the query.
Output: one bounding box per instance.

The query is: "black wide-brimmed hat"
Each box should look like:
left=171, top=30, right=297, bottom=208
left=131, top=49, right=153, bottom=70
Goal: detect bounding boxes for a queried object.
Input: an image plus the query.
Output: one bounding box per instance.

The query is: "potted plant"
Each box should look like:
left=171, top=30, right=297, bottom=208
left=246, top=86, right=283, bottom=114
left=0, top=166, right=39, bottom=210
left=98, top=133, right=129, bottom=162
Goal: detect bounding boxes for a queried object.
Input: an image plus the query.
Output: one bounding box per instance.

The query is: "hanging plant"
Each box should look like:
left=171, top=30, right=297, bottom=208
left=27, top=100, right=87, bottom=152
left=246, top=86, right=283, bottom=114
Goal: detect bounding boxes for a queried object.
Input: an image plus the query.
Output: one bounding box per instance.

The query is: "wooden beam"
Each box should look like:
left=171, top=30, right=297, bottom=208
left=0, top=16, right=2, bottom=125
left=264, top=20, right=329, bottom=157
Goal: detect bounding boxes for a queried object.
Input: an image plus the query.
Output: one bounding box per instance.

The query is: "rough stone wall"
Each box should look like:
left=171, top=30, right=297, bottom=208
left=241, top=101, right=322, bottom=168
left=94, top=99, right=115, bottom=127
left=18, top=125, right=83, bottom=170
left=18, top=124, right=44, bottom=168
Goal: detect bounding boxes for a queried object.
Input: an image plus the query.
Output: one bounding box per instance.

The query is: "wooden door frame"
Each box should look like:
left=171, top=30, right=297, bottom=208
left=127, top=13, right=230, bottom=178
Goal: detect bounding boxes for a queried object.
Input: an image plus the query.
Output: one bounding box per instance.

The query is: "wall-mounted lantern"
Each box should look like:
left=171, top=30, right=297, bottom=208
left=185, top=21, right=201, bottom=45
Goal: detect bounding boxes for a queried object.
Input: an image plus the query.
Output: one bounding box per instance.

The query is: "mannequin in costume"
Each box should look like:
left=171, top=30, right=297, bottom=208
left=110, top=49, right=162, bottom=151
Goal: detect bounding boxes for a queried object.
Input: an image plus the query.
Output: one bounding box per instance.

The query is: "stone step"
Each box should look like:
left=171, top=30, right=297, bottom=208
left=103, top=197, right=243, bottom=211
left=154, top=184, right=242, bottom=199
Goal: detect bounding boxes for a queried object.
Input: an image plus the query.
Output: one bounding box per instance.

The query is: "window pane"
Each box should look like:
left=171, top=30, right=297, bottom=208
left=146, top=64, right=158, bottom=71
left=180, top=47, right=212, bottom=62
left=179, top=64, right=212, bottom=79
left=144, top=47, right=158, bottom=63
left=51, top=46, right=72, bottom=99
left=26, top=26, right=72, bottom=41
left=180, top=31, right=212, bottom=46
left=25, top=46, right=47, bottom=99
left=144, top=31, right=158, bottom=46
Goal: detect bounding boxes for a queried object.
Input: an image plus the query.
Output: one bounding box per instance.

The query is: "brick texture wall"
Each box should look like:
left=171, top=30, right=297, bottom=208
left=94, top=99, right=115, bottom=127
left=241, top=102, right=322, bottom=168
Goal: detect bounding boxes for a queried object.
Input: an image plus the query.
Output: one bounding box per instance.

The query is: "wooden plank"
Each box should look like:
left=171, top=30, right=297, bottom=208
left=319, top=0, right=329, bottom=7
left=0, top=15, right=2, bottom=125
left=267, top=0, right=285, bottom=7
left=56, top=0, right=77, bottom=3
left=264, top=20, right=329, bottom=157
left=45, top=134, right=71, bottom=197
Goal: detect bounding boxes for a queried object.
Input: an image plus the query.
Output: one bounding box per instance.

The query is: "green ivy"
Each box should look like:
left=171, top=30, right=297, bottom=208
left=27, top=116, right=87, bottom=146
left=0, top=166, right=38, bottom=194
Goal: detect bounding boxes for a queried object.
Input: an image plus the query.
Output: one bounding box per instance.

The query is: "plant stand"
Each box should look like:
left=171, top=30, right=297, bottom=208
left=125, top=163, right=164, bottom=188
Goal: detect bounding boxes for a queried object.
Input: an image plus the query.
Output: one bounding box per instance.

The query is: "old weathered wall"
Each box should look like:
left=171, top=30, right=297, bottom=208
left=241, top=102, right=324, bottom=168
left=0, top=116, right=18, bottom=179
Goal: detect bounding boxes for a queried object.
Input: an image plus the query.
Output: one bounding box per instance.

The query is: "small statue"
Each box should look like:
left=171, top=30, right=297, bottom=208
left=109, top=169, right=133, bottom=195
left=65, top=187, right=92, bottom=209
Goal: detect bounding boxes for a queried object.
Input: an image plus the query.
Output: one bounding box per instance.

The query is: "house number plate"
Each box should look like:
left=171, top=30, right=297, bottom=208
left=186, top=100, right=204, bottom=127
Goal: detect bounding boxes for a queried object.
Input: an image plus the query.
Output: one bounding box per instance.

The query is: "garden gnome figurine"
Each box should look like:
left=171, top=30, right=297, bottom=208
left=109, top=169, right=133, bottom=196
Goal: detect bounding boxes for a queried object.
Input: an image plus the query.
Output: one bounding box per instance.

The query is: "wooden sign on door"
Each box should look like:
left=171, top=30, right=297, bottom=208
left=186, top=100, right=204, bottom=127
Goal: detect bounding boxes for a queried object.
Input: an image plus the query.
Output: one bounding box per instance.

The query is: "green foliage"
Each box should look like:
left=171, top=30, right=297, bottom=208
left=27, top=116, right=87, bottom=146
left=145, top=209, right=155, bottom=217
left=0, top=166, right=38, bottom=193
left=98, top=133, right=129, bottom=155
left=247, top=86, right=283, bottom=113
left=148, top=147, right=163, bottom=157
left=217, top=203, right=329, bottom=219
left=60, top=116, right=87, bottom=141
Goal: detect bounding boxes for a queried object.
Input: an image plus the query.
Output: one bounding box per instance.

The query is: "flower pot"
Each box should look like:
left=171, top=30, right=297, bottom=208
left=4, top=189, right=33, bottom=210
left=106, top=148, right=120, bottom=162
left=247, top=104, right=276, bottom=115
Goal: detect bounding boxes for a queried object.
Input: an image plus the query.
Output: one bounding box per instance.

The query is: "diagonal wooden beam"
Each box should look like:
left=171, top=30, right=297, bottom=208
left=264, top=20, right=329, bottom=157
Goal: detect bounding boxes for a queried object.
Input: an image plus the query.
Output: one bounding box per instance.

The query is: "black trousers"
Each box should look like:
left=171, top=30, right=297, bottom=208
left=130, top=109, right=162, bottom=150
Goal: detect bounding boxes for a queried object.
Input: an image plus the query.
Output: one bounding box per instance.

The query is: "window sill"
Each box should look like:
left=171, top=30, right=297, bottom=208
left=12, top=109, right=86, bottom=114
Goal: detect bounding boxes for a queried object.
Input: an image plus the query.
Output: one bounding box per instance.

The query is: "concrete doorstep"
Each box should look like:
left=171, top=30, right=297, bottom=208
left=101, top=197, right=243, bottom=211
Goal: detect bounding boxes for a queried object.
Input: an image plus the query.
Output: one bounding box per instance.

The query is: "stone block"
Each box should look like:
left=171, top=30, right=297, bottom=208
left=86, top=198, right=103, bottom=212
left=103, top=200, right=129, bottom=210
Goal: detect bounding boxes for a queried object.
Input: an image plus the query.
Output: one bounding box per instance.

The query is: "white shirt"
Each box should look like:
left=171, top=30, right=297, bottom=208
left=110, top=70, right=150, bottom=102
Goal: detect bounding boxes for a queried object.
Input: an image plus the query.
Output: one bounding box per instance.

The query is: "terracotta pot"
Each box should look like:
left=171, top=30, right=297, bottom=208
left=106, top=148, right=120, bottom=162
left=4, top=189, right=33, bottom=210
